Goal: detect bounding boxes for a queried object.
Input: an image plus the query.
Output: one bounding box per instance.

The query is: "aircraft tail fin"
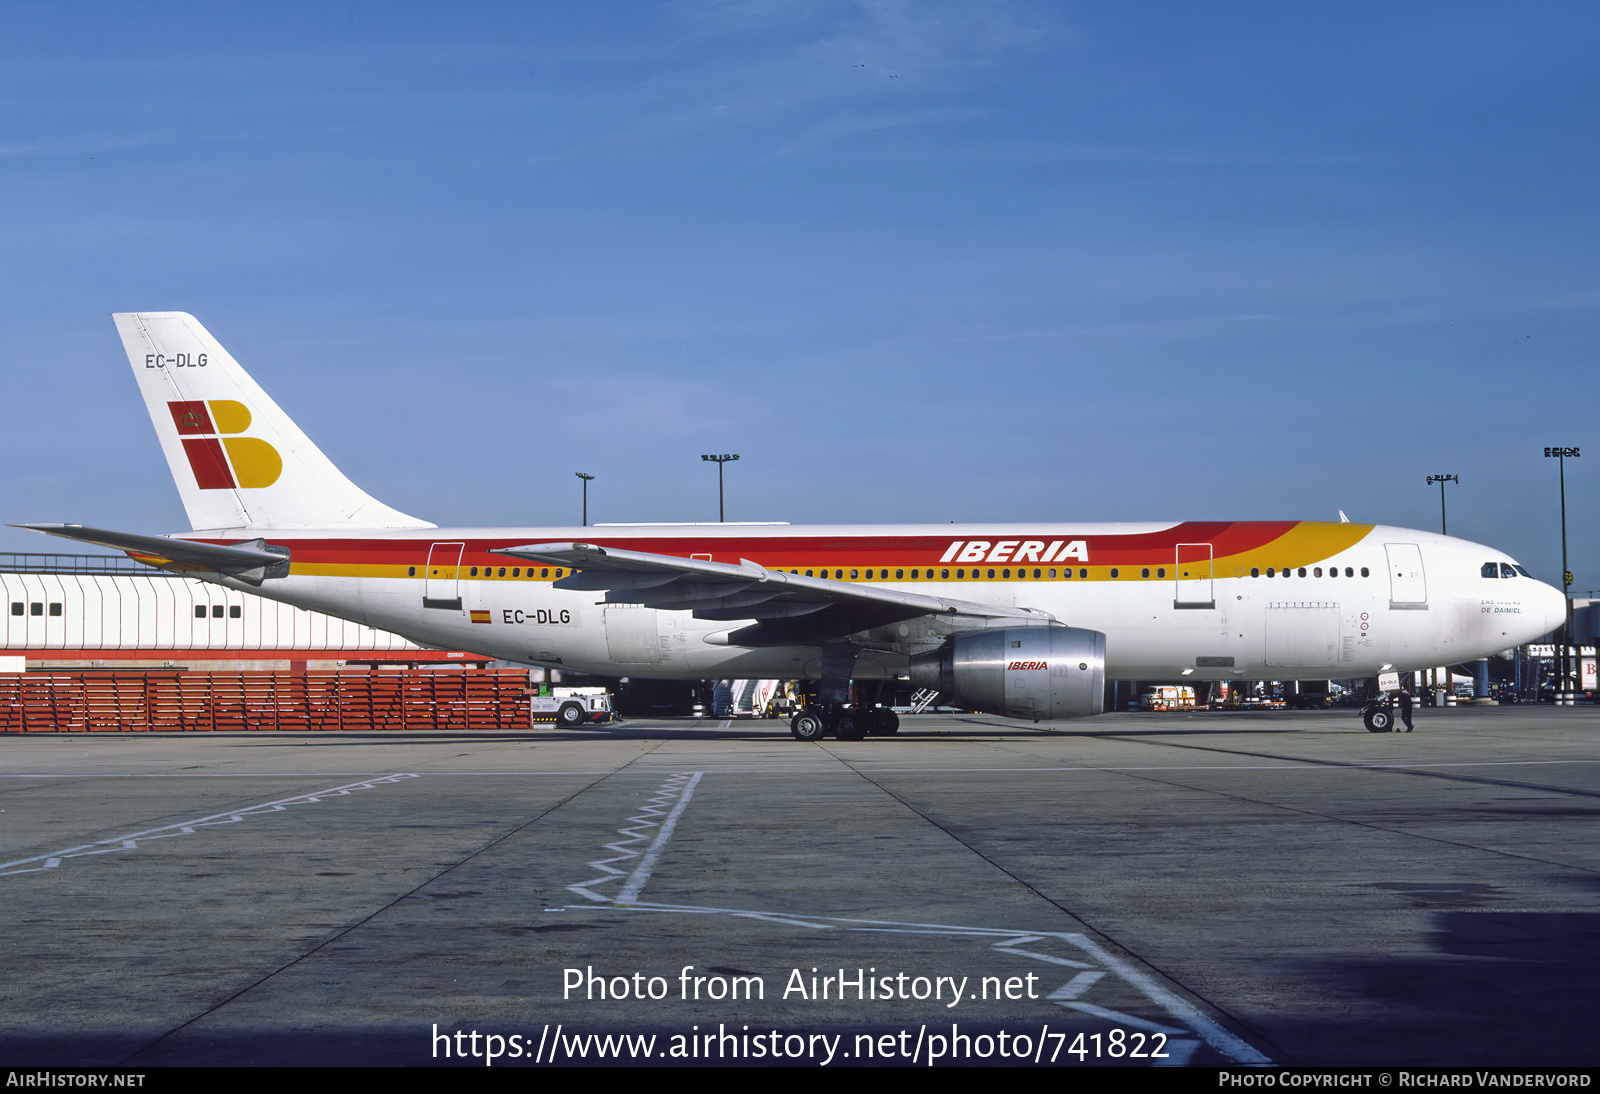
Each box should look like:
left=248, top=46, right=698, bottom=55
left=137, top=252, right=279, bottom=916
left=112, top=312, right=433, bottom=531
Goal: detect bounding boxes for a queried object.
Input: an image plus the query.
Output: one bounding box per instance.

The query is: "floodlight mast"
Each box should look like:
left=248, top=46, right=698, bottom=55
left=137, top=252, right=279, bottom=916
left=700, top=454, right=739, bottom=522
left=575, top=472, right=594, bottom=527
left=1425, top=474, right=1458, bottom=535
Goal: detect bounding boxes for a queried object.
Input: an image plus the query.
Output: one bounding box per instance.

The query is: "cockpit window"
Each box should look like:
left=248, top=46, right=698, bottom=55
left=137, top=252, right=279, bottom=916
left=1514, top=564, right=1533, bottom=578
left=1501, top=563, right=1518, bottom=578
left=1481, top=562, right=1499, bottom=578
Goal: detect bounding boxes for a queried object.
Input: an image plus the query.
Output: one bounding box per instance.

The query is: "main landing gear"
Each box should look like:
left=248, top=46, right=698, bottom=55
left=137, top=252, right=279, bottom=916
left=789, top=705, right=901, bottom=742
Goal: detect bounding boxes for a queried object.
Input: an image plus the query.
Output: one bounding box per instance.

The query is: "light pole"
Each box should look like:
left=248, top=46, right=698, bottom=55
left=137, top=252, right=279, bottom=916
left=1545, top=446, right=1580, bottom=704
left=700, top=454, right=739, bottom=522
left=575, top=472, right=594, bottom=527
left=1425, top=474, right=1458, bottom=534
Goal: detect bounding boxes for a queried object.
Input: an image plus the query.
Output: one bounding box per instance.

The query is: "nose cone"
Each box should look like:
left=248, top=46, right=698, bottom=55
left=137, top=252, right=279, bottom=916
left=1533, top=580, right=1568, bottom=641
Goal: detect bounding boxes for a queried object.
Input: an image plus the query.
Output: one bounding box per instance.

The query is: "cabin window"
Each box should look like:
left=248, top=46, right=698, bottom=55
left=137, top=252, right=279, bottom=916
left=195, top=606, right=206, bottom=618
left=498, top=567, right=506, bottom=577
left=49, top=603, right=61, bottom=617
left=896, top=569, right=904, bottom=579
left=987, top=568, right=996, bottom=579
left=541, top=568, right=549, bottom=578
left=30, top=603, right=42, bottom=616
left=513, top=568, right=520, bottom=577
left=10, top=603, right=20, bottom=616
left=1079, top=568, right=1088, bottom=578
left=1140, top=567, right=1149, bottom=578
left=555, top=569, right=563, bottom=578
left=910, top=570, right=918, bottom=579
left=1250, top=568, right=1260, bottom=578
left=1033, top=568, right=1041, bottom=579
left=956, top=569, right=964, bottom=579
left=408, top=566, right=416, bottom=576
left=850, top=570, right=859, bottom=580
left=1482, top=562, right=1499, bottom=578
left=470, top=567, right=479, bottom=576
left=1002, top=569, right=1011, bottom=579
left=1157, top=567, right=1166, bottom=578
left=1298, top=567, right=1306, bottom=577
left=212, top=605, right=224, bottom=618
left=1049, top=569, right=1057, bottom=579
left=1266, top=568, right=1274, bottom=577
left=1344, top=567, right=1353, bottom=577
left=834, top=570, right=843, bottom=579
left=941, top=569, right=950, bottom=579
left=230, top=605, right=242, bottom=618
left=1111, top=568, right=1121, bottom=578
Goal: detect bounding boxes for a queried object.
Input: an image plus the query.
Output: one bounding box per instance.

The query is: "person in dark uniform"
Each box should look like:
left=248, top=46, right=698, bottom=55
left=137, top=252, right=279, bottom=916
left=1397, top=685, right=1414, bottom=732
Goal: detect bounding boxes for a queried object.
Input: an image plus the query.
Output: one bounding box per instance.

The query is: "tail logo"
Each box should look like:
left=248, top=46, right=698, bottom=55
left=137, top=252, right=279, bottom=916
left=167, top=400, right=283, bottom=489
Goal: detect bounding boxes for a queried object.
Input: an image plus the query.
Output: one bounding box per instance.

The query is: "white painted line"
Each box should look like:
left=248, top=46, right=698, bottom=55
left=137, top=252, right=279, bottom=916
left=0, top=774, right=418, bottom=879
left=556, top=898, right=1273, bottom=1065
left=1058, top=1000, right=1187, bottom=1035
left=1043, top=972, right=1107, bottom=998
left=617, top=772, right=703, bottom=904
left=991, top=944, right=1097, bottom=970
left=1047, top=971, right=1105, bottom=1000
left=1064, top=932, right=1272, bottom=1065
left=566, top=772, right=705, bottom=904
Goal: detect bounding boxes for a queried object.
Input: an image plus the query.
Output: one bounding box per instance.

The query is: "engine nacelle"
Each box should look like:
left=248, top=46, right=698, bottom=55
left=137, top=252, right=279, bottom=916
left=909, top=626, right=1106, bottom=721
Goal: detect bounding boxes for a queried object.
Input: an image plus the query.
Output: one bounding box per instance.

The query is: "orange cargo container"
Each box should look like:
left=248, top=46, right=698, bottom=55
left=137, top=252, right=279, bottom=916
left=0, top=670, right=533, bottom=733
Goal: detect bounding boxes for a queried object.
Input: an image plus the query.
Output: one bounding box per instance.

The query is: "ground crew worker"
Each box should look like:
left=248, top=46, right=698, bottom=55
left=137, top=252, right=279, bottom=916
left=1397, top=686, right=1414, bottom=732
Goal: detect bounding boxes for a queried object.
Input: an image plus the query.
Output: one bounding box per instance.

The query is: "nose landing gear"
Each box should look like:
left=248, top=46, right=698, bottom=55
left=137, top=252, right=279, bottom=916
left=1362, top=701, right=1395, bottom=733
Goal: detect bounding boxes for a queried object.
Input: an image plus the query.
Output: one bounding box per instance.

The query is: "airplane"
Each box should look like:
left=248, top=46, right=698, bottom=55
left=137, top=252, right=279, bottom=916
left=18, top=312, right=1568, bottom=740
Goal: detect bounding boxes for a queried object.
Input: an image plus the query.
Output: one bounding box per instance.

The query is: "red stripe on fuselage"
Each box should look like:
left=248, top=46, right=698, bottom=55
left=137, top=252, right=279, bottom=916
left=180, top=521, right=1303, bottom=569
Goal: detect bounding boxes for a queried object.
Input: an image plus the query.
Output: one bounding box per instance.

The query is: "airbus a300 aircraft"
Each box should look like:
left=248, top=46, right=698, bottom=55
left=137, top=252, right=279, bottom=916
left=22, top=313, right=1567, bottom=739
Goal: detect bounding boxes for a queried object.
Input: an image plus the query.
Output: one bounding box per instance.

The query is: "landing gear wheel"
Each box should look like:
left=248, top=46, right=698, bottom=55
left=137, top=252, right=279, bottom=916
left=557, top=701, right=586, bottom=728
left=868, top=709, right=900, bottom=736
left=1363, top=704, right=1394, bottom=733
left=790, top=708, right=827, bottom=742
left=834, top=709, right=867, bottom=741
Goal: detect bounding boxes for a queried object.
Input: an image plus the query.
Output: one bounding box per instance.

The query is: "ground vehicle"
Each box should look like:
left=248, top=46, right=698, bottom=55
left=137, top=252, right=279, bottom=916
left=531, top=688, right=613, bottom=726
left=23, top=312, right=1570, bottom=742
left=1140, top=685, right=1195, bottom=711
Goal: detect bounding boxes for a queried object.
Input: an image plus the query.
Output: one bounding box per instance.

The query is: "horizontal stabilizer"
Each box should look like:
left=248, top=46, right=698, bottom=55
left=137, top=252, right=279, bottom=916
left=15, top=523, right=290, bottom=586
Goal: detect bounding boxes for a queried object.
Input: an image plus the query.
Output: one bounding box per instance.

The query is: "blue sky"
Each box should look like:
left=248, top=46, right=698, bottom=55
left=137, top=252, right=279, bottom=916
left=1, top=2, right=1596, bottom=588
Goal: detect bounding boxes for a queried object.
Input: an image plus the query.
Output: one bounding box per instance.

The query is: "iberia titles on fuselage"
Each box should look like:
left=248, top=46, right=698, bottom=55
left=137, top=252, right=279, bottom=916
left=20, top=313, right=1567, bottom=728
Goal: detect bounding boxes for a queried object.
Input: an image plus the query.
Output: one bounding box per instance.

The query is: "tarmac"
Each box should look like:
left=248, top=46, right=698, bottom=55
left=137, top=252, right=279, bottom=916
left=1, top=704, right=1597, bottom=1068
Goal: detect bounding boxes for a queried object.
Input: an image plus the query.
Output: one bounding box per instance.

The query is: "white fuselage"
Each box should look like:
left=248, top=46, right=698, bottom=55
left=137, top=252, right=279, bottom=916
left=183, top=520, right=1566, bottom=684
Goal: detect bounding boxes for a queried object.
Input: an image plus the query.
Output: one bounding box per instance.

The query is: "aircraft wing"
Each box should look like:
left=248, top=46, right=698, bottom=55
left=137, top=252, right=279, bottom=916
left=494, top=541, right=1049, bottom=646
left=15, top=523, right=289, bottom=585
